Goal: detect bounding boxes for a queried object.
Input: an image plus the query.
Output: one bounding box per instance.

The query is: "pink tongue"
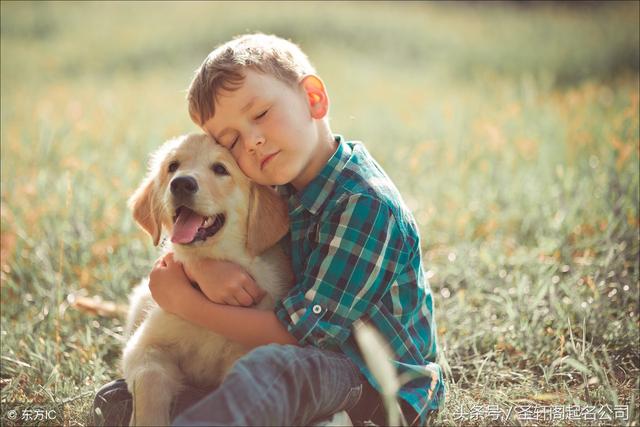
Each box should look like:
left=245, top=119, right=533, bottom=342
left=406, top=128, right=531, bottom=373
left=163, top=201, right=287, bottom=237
left=171, top=208, right=205, bottom=244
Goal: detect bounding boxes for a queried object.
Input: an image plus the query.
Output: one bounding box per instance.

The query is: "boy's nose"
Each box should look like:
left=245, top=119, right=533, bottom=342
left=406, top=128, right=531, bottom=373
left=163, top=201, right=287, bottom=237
left=246, top=133, right=265, bottom=151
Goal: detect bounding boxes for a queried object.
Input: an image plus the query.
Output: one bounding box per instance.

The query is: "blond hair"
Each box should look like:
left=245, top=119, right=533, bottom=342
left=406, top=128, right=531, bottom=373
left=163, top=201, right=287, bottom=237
left=187, top=33, right=316, bottom=126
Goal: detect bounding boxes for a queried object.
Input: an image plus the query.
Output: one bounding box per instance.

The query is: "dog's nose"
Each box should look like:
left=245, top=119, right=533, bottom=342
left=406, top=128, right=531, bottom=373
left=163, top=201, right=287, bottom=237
left=170, top=176, right=199, bottom=196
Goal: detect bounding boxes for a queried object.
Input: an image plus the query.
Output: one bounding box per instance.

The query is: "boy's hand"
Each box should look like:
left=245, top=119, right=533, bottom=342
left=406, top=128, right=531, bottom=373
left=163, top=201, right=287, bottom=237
left=149, top=252, right=201, bottom=315
left=183, top=259, right=266, bottom=307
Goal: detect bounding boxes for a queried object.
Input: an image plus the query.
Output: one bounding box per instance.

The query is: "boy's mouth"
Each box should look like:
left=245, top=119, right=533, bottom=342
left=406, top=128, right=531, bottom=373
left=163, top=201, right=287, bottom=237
left=171, top=206, right=226, bottom=244
left=260, top=151, right=280, bottom=170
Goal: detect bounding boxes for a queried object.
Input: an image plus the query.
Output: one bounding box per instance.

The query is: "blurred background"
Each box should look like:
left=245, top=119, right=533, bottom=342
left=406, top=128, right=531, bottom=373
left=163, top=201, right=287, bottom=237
left=1, top=1, right=638, bottom=425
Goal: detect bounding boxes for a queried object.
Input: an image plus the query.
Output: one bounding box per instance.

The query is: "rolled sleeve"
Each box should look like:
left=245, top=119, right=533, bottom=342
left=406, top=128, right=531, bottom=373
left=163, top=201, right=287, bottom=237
left=275, top=194, right=409, bottom=348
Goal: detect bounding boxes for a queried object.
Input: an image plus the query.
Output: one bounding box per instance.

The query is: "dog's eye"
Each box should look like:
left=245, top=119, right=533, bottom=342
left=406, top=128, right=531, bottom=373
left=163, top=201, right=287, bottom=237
left=168, top=161, right=179, bottom=173
left=211, top=163, right=229, bottom=176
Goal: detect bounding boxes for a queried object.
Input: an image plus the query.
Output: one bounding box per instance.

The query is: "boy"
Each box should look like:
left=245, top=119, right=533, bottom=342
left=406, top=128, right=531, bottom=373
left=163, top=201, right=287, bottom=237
left=93, top=33, right=444, bottom=426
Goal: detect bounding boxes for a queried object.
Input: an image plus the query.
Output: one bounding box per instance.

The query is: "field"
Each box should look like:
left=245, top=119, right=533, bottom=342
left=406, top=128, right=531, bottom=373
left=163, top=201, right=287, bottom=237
left=1, top=1, right=638, bottom=426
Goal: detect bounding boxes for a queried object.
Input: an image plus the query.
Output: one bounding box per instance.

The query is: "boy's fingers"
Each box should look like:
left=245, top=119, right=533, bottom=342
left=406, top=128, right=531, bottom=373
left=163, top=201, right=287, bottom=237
left=205, top=294, right=224, bottom=305
left=235, top=289, right=256, bottom=307
left=222, top=295, right=242, bottom=306
left=183, top=263, right=196, bottom=283
left=162, top=253, right=180, bottom=267
left=243, top=280, right=266, bottom=303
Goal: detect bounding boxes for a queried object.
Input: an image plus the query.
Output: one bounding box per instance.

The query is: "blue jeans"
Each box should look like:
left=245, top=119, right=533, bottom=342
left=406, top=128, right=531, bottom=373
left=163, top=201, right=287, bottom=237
left=172, top=344, right=366, bottom=426
left=93, top=344, right=384, bottom=426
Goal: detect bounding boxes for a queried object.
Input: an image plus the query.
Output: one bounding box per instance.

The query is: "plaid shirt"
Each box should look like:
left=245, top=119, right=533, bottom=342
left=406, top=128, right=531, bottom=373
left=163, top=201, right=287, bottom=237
left=274, top=136, right=445, bottom=423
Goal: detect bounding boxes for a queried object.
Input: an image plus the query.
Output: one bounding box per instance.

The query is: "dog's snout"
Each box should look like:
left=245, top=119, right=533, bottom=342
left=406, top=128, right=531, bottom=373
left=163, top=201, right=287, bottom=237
left=170, top=176, right=199, bottom=196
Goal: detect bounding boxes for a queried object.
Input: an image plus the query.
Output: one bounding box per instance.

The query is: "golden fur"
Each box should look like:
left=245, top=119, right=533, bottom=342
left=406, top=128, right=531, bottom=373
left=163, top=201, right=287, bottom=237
left=122, top=133, right=292, bottom=426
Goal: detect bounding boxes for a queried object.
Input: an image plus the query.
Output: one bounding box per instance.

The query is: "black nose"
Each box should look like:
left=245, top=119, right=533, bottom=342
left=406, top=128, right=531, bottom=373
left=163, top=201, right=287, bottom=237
left=170, top=176, right=199, bottom=196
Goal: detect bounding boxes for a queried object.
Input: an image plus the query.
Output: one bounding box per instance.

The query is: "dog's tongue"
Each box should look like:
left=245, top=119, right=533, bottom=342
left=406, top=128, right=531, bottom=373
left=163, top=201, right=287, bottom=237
left=171, top=207, right=204, bottom=244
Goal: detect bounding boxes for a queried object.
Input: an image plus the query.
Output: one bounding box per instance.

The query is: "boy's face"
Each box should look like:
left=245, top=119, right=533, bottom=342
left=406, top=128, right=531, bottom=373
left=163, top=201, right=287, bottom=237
left=201, top=70, right=329, bottom=189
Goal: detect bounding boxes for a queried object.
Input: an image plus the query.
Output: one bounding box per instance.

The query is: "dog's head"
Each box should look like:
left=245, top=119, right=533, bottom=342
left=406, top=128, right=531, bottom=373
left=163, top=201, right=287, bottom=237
left=129, top=133, right=289, bottom=257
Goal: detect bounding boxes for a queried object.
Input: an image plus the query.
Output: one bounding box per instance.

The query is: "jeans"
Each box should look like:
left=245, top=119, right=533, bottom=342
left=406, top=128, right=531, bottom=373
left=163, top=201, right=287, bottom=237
left=93, top=344, right=386, bottom=426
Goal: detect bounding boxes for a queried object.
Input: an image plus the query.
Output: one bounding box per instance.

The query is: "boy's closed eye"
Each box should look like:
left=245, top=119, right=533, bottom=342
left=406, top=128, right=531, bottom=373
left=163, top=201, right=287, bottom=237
left=224, top=108, right=270, bottom=151
left=255, top=108, right=269, bottom=120
left=229, top=136, right=239, bottom=150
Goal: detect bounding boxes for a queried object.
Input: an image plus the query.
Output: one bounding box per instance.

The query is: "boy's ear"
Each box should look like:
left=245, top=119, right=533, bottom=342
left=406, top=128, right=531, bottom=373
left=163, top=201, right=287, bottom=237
left=128, top=177, right=162, bottom=246
left=301, top=75, right=329, bottom=119
left=246, top=184, right=289, bottom=257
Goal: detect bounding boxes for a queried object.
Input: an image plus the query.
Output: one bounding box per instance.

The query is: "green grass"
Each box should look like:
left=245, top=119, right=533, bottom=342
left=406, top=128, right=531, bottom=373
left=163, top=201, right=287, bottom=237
left=1, top=1, right=638, bottom=425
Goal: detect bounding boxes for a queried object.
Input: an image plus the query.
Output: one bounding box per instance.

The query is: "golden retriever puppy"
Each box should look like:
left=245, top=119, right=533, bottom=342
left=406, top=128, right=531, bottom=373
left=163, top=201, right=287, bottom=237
left=122, top=133, right=292, bottom=426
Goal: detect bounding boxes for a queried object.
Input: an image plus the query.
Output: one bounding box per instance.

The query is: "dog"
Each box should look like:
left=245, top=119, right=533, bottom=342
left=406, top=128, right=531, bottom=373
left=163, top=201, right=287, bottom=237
left=122, top=133, right=293, bottom=426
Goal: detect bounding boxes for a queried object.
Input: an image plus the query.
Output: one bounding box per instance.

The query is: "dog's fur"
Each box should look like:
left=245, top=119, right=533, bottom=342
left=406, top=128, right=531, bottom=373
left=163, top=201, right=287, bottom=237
left=122, top=133, right=292, bottom=426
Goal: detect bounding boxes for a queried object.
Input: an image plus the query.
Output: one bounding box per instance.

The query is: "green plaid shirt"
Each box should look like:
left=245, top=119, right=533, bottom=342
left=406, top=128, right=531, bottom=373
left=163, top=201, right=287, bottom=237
left=274, top=136, right=445, bottom=422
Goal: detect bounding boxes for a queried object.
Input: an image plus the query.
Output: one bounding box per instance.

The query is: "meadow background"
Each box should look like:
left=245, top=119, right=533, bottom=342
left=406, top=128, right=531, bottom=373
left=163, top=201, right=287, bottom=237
left=1, top=1, right=638, bottom=426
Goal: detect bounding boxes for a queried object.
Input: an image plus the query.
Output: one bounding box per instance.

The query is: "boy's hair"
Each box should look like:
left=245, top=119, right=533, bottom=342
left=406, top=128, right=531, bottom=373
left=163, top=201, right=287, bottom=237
left=187, top=33, right=316, bottom=126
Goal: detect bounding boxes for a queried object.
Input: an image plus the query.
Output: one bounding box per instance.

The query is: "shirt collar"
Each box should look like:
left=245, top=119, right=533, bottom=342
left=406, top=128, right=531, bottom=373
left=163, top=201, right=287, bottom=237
left=279, top=135, right=351, bottom=215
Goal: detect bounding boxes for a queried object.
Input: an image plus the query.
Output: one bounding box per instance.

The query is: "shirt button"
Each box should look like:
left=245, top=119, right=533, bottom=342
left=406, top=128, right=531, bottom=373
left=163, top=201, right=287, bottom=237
left=312, top=304, right=322, bottom=314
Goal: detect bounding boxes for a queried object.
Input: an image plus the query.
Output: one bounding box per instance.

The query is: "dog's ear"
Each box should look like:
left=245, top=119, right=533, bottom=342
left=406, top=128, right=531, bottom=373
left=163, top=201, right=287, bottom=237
left=128, top=176, right=162, bottom=246
left=246, top=184, right=289, bottom=257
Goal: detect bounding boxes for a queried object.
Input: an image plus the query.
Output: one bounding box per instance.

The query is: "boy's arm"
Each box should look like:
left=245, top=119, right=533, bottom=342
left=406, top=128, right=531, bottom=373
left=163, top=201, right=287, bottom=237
left=149, top=253, right=298, bottom=348
left=150, top=194, right=407, bottom=349
left=182, top=290, right=298, bottom=348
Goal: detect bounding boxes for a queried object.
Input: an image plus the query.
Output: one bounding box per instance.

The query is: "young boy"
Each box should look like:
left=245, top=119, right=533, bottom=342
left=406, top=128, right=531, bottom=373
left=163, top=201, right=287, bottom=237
left=93, top=33, right=444, bottom=426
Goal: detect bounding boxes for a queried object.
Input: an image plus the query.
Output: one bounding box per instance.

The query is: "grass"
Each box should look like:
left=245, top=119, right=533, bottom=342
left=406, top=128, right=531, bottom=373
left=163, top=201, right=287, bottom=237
left=1, top=1, right=638, bottom=425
